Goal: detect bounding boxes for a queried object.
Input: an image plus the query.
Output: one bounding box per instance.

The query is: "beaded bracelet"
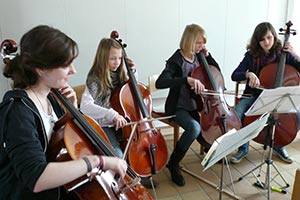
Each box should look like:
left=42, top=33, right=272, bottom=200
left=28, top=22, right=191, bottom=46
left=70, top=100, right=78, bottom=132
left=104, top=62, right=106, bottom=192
left=82, top=157, right=92, bottom=173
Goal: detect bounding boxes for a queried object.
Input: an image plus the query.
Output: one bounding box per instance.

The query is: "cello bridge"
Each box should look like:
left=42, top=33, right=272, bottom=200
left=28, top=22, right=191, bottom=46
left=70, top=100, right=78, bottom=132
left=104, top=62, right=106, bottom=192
left=120, top=176, right=141, bottom=192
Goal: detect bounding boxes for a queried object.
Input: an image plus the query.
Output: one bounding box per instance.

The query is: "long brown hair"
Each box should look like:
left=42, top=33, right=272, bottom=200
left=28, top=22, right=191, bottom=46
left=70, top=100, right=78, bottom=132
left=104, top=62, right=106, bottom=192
left=247, top=22, right=282, bottom=58
left=3, top=25, right=78, bottom=89
left=89, top=38, right=126, bottom=95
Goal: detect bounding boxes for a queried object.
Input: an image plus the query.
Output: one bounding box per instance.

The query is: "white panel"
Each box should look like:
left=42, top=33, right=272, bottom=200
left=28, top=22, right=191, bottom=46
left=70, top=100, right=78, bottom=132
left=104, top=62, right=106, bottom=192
left=0, top=0, right=295, bottom=101
left=290, top=0, right=300, bottom=56
left=179, top=0, right=227, bottom=89
left=0, top=0, right=66, bottom=41
left=124, top=0, right=180, bottom=86
left=224, top=0, right=270, bottom=92
left=63, top=0, right=127, bottom=86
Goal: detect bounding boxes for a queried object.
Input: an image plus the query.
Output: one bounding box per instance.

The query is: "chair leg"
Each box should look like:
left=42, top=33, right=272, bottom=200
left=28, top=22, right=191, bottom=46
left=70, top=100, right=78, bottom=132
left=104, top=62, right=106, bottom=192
left=200, top=145, right=205, bottom=155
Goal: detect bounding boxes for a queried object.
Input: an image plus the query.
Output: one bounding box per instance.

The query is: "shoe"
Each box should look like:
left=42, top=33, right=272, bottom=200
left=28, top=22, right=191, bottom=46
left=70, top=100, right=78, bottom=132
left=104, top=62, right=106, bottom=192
left=140, top=177, right=159, bottom=189
left=230, top=149, right=248, bottom=164
left=273, top=147, right=293, bottom=164
left=166, top=147, right=187, bottom=186
left=167, top=164, right=185, bottom=186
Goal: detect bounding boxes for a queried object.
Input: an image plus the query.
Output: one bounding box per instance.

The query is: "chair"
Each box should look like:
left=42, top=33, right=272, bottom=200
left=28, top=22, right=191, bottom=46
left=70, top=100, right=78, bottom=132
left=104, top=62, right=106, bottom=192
left=148, top=74, right=180, bottom=148
left=292, top=168, right=300, bottom=200
left=73, top=84, right=86, bottom=108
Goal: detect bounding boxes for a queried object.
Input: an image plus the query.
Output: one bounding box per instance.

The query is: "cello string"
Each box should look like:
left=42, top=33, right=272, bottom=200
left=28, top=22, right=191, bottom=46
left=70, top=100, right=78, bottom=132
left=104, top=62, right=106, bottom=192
left=52, top=89, right=142, bottom=180
left=110, top=31, right=168, bottom=177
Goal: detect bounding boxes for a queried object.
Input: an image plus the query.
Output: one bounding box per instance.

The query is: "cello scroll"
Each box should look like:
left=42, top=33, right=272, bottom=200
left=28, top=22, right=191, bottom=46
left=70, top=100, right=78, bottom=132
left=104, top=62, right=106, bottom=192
left=0, top=39, right=18, bottom=64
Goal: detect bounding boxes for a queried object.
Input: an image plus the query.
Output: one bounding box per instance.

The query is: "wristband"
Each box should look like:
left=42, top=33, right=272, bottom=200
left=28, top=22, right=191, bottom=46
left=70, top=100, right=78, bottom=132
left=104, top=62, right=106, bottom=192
left=82, top=157, right=92, bottom=172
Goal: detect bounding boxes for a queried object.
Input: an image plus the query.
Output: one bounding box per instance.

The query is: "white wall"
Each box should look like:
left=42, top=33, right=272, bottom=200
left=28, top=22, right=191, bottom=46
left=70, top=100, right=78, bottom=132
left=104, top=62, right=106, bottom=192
left=0, top=0, right=294, bottom=101
left=289, top=0, right=300, bottom=56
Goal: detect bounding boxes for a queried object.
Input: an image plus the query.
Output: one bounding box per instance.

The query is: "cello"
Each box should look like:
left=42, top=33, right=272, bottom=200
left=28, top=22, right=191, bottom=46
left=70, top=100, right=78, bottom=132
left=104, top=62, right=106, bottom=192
left=191, top=51, right=242, bottom=147
left=0, top=39, right=154, bottom=200
left=110, top=31, right=168, bottom=177
left=245, top=21, right=300, bottom=147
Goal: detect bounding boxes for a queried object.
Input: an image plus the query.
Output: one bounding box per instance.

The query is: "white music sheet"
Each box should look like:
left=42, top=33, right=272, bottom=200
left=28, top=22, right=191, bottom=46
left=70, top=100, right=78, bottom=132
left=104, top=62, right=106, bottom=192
left=201, top=113, right=269, bottom=171
left=245, top=86, right=300, bottom=116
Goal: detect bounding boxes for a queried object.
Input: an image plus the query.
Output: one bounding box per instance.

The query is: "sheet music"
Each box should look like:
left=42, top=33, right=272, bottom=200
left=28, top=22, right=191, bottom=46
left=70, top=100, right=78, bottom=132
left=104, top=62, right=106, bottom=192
left=201, top=113, right=269, bottom=171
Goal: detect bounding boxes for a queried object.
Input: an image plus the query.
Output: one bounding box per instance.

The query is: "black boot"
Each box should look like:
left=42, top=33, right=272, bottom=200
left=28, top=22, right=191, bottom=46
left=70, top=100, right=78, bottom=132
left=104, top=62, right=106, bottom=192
left=166, top=147, right=187, bottom=186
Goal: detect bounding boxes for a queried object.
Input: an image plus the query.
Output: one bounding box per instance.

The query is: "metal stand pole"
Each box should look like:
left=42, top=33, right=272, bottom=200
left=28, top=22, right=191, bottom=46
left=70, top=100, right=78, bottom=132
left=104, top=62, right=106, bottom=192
left=238, top=115, right=289, bottom=200
left=182, top=114, right=241, bottom=200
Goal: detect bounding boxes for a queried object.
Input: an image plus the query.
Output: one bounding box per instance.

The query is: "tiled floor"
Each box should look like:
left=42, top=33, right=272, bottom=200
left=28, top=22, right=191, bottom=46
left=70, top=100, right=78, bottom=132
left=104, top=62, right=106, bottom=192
left=146, top=127, right=300, bottom=200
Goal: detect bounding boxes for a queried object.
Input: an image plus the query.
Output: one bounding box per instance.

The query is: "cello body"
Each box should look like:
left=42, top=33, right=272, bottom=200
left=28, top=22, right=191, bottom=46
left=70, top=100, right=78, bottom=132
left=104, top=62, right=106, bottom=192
left=244, top=21, right=300, bottom=147
left=110, top=31, right=168, bottom=177
left=245, top=63, right=300, bottom=147
left=48, top=89, right=154, bottom=200
left=191, top=52, right=241, bottom=146
left=111, top=81, right=168, bottom=177
left=0, top=39, right=154, bottom=200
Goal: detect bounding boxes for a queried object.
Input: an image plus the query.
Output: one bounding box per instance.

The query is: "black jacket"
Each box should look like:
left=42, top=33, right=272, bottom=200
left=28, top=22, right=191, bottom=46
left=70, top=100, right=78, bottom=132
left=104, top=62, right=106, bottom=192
left=0, top=90, right=65, bottom=200
left=156, top=49, right=220, bottom=115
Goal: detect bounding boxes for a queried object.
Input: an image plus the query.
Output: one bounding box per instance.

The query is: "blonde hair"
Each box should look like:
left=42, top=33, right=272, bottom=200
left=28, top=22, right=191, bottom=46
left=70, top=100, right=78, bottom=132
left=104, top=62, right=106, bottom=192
left=180, top=24, right=206, bottom=55
left=90, top=38, right=126, bottom=95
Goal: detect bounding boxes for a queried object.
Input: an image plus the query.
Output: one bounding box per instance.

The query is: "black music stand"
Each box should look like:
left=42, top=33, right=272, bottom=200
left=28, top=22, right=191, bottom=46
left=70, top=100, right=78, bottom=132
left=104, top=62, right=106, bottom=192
left=200, top=113, right=269, bottom=200
left=238, top=86, right=300, bottom=200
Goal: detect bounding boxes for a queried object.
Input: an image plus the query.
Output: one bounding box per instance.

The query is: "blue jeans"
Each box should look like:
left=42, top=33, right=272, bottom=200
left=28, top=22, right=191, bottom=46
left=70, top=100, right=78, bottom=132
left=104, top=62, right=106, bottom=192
left=235, top=97, right=256, bottom=151
left=172, top=109, right=202, bottom=152
left=102, top=127, right=123, bottom=158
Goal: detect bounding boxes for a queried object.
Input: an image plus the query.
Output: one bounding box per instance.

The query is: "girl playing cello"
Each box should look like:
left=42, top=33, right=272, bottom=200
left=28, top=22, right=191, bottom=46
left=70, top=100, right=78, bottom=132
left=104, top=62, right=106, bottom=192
left=156, top=24, right=222, bottom=186
left=230, top=22, right=300, bottom=164
left=80, top=37, right=158, bottom=188
left=0, top=25, right=127, bottom=200
left=80, top=38, right=136, bottom=159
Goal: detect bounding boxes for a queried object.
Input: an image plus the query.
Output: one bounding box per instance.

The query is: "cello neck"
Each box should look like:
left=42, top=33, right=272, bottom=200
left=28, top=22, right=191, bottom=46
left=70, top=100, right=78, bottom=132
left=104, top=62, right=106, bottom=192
left=110, top=31, right=149, bottom=118
left=124, top=51, right=149, bottom=118
left=275, top=21, right=295, bottom=87
left=274, top=52, right=287, bottom=88
left=51, top=88, right=115, bottom=157
left=198, top=51, right=218, bottom=91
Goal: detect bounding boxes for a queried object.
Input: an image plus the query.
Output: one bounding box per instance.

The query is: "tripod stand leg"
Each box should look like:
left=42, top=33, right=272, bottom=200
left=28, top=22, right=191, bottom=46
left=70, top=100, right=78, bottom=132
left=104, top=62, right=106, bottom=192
left=258, top=145, right=268, bottom=176
left=181, top=165, right=242, bottom=200
left=238, top=161, right=265, bottom=181
left=224, top=157, right=237, bottom=194
left=239, top=119, right=290, bottom=200
left=148, top=176, right=158, bottom=200
left=270, top=162, right=290, bottom=187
